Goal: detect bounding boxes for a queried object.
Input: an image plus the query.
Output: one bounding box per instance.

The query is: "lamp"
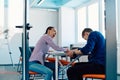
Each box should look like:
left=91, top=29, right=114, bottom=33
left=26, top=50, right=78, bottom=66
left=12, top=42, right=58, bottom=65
left=37, top=0, right=44, bottom=6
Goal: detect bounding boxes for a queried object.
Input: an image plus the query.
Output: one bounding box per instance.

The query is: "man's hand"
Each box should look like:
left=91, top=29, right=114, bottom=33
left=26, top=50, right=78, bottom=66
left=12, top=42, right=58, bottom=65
left=66, top=50, right=74, bottom=57
left=66, top=49, right=83, bottom=57
left=74, top=49, right=82, bottom=55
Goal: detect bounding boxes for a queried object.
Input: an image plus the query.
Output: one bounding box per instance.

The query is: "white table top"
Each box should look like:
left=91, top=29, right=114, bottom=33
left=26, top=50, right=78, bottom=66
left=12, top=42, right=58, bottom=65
left=47, top=51, right=66, bottom=56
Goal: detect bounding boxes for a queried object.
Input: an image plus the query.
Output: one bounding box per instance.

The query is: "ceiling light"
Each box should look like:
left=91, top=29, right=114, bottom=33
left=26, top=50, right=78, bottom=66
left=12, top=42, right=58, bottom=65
left=37, top=0, right=44, bottom=6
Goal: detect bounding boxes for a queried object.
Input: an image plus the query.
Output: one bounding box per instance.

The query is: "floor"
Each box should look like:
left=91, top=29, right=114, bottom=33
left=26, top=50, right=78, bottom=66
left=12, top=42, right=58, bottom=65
left=0, top=65, right=21, bottom=80
left=0, top=65, right=120, bottom=80
left=0, top=65, right=68, bottom=80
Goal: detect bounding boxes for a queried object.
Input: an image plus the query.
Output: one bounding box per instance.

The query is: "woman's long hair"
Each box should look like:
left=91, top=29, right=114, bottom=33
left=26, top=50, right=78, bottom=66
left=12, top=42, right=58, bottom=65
left=45, top=26, right=54, bottom=34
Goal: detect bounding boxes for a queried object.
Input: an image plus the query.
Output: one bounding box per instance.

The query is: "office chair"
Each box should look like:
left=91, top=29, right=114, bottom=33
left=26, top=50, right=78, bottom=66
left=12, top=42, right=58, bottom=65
left=82, top=74, right=105, bottom=80
left=29, top=71, right=38, bottom=80
left=17, top=46, right=44, bottom=80
left=29, top=71, right=45, bottom=80
left=17, top=47, right=33, bottom=73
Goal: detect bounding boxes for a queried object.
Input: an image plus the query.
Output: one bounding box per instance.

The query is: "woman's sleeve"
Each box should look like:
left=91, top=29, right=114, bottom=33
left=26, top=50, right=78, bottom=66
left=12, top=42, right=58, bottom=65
left=44, top=36, right=65, bottom=51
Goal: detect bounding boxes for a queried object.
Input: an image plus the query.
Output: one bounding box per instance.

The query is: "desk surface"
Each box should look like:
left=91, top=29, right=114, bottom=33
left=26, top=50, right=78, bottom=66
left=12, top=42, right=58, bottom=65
left=48, top=51, right=66, bottom=56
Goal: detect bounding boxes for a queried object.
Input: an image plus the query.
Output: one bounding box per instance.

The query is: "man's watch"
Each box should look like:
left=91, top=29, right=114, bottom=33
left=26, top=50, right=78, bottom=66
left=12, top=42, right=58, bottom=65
left=71, top=51, right=77, bottom=59
left=73, top=51, right=76, bottom=55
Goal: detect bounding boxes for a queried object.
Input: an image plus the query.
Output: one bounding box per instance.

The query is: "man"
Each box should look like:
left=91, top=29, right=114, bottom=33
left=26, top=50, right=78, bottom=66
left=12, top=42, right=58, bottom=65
left=66, top=28, right=105, bottom=80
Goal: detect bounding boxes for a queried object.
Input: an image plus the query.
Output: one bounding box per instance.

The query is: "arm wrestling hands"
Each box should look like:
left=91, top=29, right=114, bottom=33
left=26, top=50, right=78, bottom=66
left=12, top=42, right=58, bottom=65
left=66, top=49, right=83, bottom=57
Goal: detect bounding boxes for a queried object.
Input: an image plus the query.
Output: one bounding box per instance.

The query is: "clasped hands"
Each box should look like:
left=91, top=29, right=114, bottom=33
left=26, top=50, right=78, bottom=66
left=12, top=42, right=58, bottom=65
left=65, top=49, right=82, bottom=57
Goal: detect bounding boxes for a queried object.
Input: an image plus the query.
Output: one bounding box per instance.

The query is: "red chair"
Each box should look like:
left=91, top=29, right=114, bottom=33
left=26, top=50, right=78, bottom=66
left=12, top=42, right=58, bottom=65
left=29, top=71, right=38, bottom=80
left=46, top=57, right=76, bottom=66
left=29, top=71, right=45, bottom=80
left=82, top=74, right=105, bottom=80
left=46, top=57, right=55, bottom=62
left=46, top=57, right=76, bottom=79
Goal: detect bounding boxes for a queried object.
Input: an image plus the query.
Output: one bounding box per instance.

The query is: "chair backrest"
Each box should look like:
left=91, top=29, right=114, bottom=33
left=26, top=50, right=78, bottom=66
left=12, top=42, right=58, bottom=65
left=30, top=47, right=34, bottom=53
left=19, top=46, right=34, bottom=59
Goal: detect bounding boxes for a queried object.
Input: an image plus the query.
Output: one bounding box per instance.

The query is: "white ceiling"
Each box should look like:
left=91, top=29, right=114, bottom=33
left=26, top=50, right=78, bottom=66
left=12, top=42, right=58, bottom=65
left=4, top=0, right=91, bottom=9
left=30, top=0, right=91, bottom=9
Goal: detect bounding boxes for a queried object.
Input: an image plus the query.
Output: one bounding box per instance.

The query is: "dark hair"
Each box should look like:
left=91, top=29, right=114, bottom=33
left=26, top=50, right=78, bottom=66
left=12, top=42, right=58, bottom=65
left=45, top=26, right=54, bottom=34
left=82, top=28, right=93, bottom=38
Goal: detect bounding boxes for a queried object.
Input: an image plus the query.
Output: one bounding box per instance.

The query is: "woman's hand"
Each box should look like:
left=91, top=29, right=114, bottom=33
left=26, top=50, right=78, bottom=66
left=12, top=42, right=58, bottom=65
left=66, top=49, right=74, bottom=57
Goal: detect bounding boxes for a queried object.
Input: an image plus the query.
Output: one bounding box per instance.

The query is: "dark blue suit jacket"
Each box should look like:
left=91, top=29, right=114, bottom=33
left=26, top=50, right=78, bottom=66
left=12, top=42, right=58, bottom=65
left=78, top=31, right=105, bottom=66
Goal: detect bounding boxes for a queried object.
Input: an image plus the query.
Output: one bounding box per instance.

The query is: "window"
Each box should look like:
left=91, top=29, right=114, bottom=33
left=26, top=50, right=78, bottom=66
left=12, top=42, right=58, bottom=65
left=77, top=7, right=86, bottom=42
left=0, top=0, right=4, bottom=38
left=0, top=0, right=23, bottom=39
left=88, top=2, right=99, bottom=31
left=8, top=0, right=24, bottom=37
left=77, top=0, right=105, bottom=42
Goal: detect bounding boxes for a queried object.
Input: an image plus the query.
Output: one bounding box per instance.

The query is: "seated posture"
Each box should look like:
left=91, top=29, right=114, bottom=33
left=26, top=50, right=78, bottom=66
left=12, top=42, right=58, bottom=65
left=29, top=26, right=67, bottom=80
left=66, top=28, right=105, bottom=80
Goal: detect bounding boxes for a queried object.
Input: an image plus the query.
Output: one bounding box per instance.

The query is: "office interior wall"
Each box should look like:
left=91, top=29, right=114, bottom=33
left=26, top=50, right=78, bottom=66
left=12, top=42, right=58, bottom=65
left=29, top=8, right=58, bottom=46
left=0, top=8, right=58, bottom=64
left=0, top=0, right=24, bottom=64
left=58, top=7, right=75, bottom=47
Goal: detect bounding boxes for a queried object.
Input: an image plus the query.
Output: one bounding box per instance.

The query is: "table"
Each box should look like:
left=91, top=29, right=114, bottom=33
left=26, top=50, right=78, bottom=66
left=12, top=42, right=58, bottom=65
left=48, top=51, right=66, bottom=80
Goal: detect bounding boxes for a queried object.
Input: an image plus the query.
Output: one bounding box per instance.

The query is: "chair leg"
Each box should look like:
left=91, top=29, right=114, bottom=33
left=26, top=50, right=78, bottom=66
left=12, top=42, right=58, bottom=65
left=17, top=59, right=21, bottom=72
left=17, top=58, right=22, bottom=73
left=29, top=74, right=35, bottom=80
left=33, top=75, right=35, bottom=80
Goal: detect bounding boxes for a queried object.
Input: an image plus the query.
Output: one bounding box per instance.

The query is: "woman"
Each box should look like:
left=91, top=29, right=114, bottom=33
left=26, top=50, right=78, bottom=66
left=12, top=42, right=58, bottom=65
left=29, top=26, right=66, bottom=80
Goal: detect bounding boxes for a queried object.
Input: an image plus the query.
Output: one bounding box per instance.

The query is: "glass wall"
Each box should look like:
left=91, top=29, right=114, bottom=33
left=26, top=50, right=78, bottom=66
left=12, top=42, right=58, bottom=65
left=116, top=0, right=120, bottom=78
